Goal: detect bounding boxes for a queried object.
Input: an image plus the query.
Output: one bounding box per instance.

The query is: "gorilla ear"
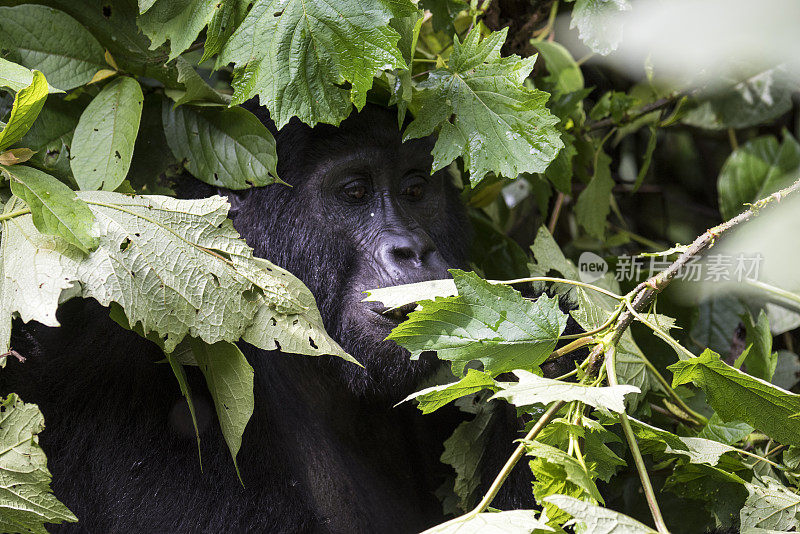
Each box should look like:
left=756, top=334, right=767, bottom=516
left=218, top=188, right=250, bottom=218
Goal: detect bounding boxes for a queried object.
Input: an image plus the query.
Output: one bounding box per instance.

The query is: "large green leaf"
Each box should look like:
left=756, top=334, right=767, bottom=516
left=0, top=5, right=106, bottom=91
left=421, top=510, right=550, bottom=534
left=669, top=350, right=800, bottom=447
left=217, top=0, right=415, bottom=127
left=0, top=58, right=62, bottom=94
left=162, top=104, right=279, bottom=190
left=574, top=151, right=614, bottom=239
left=492, top=370, right=639, bottom=413
left=2, top=165, right=97, bottom=253
left=388, top=270, right=568, bottom=376
left=0, top=394, right=77, bottom=533
left=0, top=193, right=352, bottom=364
left=0, top=70, right=48, bottom=152
left=137, top=0, right=220, bottom=60
left=70, top=77, right=144, bottom=191
left=526, top=441, right=603, bottom=502
left=189, top=338, right=254, bottom=478
left=544, top=495, right=657, bottom=534
left=201, top=0, right=252, bottom=63
left=441, top=407, right=493, bottom=512
left=404, top=28, right=563, bottom=185
left=717, top=133, right=800, bottom=219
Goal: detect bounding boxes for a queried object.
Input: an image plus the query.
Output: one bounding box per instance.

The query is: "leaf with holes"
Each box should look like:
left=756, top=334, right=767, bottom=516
left=404, top=28, right=563, bottom=185
left=70, top=77, right=144, bottom=191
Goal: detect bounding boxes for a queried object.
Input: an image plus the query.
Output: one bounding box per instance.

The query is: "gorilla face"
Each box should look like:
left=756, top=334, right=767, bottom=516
left=234, top=105, right=470, bottom=400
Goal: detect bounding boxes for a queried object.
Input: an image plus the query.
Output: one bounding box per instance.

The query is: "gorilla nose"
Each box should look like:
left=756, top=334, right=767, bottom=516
left=379, top=233, right=446, bottom=278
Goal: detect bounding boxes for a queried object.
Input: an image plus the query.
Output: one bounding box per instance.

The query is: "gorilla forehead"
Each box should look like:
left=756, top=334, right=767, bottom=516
left=274, top=106, right=436, bottom=183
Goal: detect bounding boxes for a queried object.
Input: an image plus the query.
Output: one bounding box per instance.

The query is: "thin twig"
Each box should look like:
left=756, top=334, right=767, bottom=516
left=586, top=96, right=676, bottom=132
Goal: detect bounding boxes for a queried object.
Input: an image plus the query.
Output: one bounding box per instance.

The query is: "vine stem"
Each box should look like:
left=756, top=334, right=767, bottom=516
left=490, top=276, right=624, bottom=300
left=605, top=344, right=670, bottom=533
left=0, top=208, right=31, bottom=221
left=448, top=400, right=565, bottom=525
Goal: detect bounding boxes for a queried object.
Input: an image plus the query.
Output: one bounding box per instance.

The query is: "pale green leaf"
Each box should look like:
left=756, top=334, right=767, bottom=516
left=388, top=270, right=568, bottom=377
left=0, top=70, right=48, bottom=152
left=404, top=28, right=562, bottom=185
left=570, top=0, right=631, bottom=55
left=137, top=0, right=219, bottom=60
left=363, top=278, right=456, bottom=310
left=399, top=369, right=497, bottom=414
left=0, top=5, right=106, bottom=90
left=2, top=165, right=98, bottom=253
left=544, top=495, right=658, bottom=533
left=162, top=104, right=279, bottom=190
left=70, top=77, right=144, bottom=191
left=421, top=510, right=551, bottom=534
left=532, top=41, right=584, bottom=96
left=0, top=58, right=62, bottom=94
left=0, top=193, right=353, bottom=365
left=740, top=478, right=800, bottom=531
left=717, top=133, right=800, bottom=220
left=189, top=338, right=254, bottom=477
left=492, top=370, right=639, bottom=413
left=218, top=0, right=415, bottom=127
left=0, top=394, right=77, bottom=533
left=670, top=349, right=800, bottom=447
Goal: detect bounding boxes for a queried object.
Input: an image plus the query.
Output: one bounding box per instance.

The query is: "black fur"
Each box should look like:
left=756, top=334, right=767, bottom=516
left=1, top=104, right=538, bottom=533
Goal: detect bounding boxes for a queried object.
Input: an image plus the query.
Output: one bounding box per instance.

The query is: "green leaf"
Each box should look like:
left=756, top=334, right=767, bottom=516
left=0, top=5, right=107, bottom=91
left=526, top=441, right=603, bottom=503
left=574, top=151, right=614, bottom=240
left=669, top=349, right=800, bottom=447
left=399, top=369, right=497, bottom=414
left=404, top=28, right=562, bottom=185
left=532, top=41, right=584, bottom=96
left=544, top=495, right=658, bottom=533
left=162, top=104, right=279, bottom=190
left=137, top=0, right=219, bottom=60
left=570, top=0, right=631, bottom=55
left=697, top=413, right=753, bottom=446
left=138, top=0, right=158, bottom=13
left=0, top=58, right=62, bottom=94
left=2, top=165, right=98, bottom=253
left=492, top=370, right=639, bottom=413
left=189, top=338, right=254, bottom=478
left=165, top=351, right=202, bottom=465
left=419, top=0, right=467, bottom=33
left=628, top=417, right=741, bottom=466
left=0, top=70, right=49, bottom=152
left=420, top=510, right=550, bottom=534
left=201, top=0, right=252, bottom=63
left=0, top=394, right=77, bottom=533
left=70, top=77, right=144, bottom=191
left=217, top=0, right=415, bottom=127
left=683, top=68, right=794, bottom=130
left=171, top=58, right=228, bottom=107
left=740, top=478, right=800, bottom=531
left=388, top=270, right=568, bottom=377
left=0, top=193, right=352, bottom=364
left=440, top=407, right=493, bottom=511
left=717, top=133, right=800, bottom=220
left=736, top=310, right=777, bottom=382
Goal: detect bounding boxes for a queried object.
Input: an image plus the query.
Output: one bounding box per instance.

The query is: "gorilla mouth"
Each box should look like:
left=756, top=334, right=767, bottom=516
left=376, top=303, right=418, bottom=324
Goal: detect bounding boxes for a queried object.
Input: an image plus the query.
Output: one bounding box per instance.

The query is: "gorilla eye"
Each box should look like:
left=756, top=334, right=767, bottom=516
left=342, top=180, right=369, bottom=201
left=401, top=182, right=424, bottom=200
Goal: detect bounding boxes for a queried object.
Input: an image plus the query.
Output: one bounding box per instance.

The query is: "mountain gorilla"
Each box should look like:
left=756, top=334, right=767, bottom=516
left=2, top=103, right=532, bottom=533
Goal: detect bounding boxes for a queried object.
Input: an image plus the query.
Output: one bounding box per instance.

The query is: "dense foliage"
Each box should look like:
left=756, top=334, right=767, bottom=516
left=0, top=0, right=799, bottom=532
